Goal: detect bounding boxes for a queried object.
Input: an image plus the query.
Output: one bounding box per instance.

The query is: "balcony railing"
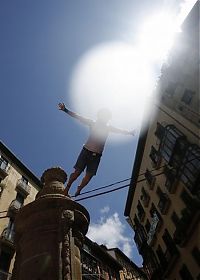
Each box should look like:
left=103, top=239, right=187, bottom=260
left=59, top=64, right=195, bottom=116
left=0, top=270, right=12, bottom=280
left=15, top=179, right=31, bottom=197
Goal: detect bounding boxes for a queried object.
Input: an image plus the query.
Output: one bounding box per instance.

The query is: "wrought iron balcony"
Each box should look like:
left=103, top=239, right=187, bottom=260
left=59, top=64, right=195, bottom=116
left=0, top=270, right=12, bottom=280
left=15, top=178, right=31, bottom=197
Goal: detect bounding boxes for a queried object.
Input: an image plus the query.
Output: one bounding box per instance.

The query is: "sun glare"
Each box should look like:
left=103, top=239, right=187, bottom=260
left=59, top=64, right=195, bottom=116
left=138, top=12, right=179, bottom=62
left=69, top=10, right=183, bottom=140
left=69, top=42, right=156, bottom=140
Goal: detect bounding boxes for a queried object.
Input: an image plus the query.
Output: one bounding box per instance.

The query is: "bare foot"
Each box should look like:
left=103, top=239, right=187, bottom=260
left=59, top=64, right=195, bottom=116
left=63, top=186, right=70, bottom=196
left=75, top=186, right=82, bottom=197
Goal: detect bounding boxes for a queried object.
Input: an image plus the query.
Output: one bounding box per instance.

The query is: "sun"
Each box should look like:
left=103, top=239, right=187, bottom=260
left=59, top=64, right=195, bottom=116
left=69, top=42, right=156, bottom=140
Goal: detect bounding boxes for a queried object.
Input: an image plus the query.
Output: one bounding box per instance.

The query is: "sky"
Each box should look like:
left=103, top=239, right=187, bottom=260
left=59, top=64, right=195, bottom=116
left=0, top=0, right=197, bottom=266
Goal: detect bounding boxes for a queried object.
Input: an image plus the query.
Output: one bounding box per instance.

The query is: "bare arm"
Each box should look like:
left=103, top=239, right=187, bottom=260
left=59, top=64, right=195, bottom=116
left=58, top=103, right=93, bottom=125
left=109, top=125, right=135, bottom=136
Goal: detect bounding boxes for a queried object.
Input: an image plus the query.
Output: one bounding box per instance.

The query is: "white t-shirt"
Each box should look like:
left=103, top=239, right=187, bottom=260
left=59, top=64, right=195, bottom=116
left=84, top=121, right=110, bottom=154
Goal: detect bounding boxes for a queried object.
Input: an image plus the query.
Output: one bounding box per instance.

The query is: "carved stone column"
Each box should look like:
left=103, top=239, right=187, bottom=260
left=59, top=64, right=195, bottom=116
left=11, top=167, right=90, bottom=280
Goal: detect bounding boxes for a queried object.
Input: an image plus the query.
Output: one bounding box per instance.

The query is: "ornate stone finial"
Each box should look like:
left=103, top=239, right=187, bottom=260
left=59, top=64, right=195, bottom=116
left=37, top=167, right=68, bottom=199
left=41, top=167, right=67, bottom=184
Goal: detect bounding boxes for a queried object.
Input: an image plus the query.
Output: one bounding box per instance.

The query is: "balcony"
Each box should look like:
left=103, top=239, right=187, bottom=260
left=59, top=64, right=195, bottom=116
left=15, top=179, right=31, bottom=197
left=0, top=270, right=12, bottom=280
left=7, top=200, right=22, bottom=217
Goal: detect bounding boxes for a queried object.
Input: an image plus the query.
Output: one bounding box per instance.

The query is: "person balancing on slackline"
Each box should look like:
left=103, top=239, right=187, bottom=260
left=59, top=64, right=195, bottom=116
left=58, top=102, right=135, bottom=197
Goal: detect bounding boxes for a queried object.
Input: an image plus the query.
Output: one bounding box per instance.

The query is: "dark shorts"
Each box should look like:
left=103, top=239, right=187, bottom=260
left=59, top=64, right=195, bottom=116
left=74, top=147, right=102, bottom=175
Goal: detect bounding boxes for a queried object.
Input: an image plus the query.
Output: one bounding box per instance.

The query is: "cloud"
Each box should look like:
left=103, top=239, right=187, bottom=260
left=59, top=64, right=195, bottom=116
left=87, top=212, right=133, bottom=258
left=100, top=206, right=110, bottom=214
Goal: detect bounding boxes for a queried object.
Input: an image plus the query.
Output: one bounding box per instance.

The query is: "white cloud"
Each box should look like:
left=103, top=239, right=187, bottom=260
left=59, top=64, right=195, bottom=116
left=100, top=206, right=110, bottom=214
left=87, top=212, right=133, bottom=258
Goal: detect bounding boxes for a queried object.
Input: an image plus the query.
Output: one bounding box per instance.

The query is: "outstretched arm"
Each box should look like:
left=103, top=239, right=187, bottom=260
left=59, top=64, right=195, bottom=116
left=58, top=103, right=93, bottom=125
left=109, top=125, right=135, bottom=136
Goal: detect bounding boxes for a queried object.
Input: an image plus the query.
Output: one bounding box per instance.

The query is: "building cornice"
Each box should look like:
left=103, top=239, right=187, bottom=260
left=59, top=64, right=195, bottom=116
left=0, top=140, right=42, bottom=189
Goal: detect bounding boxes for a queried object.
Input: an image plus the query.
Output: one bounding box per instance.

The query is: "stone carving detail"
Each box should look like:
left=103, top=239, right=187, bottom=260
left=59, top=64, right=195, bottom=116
left=37, top=167, right=68, bottom=199
left=61, top=210, right=75, bottom=280
left=62, top=230, right=71, bottom=280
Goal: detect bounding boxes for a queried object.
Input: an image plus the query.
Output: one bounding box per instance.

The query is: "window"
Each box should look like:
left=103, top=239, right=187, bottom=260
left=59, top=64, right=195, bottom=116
left=156, top=245, right=168, bottom=270
left=145, top=219, right=151, bottom=233
left=180, top=189, right=193, bottom=208
left=159, top=125, right=186, bottom=166
left=156, top=187, right=170, bottom=214
left=181, top=89, right=194, bottom=105
left=141, top=187, right=150, bottom=207
left=179, top=145, right=200, bottom=195
left=191, top=247, right=200, bottom=266
left=145, top=169, right=156, bottom=189
left=21, top=176, right=28, bottom=185
left=16, top=193, right=24, bottom=206
left=0, top=156, right=8, bottom=171
left=154, top=122, right=165, bottom=140
left=150, top=203, right=162, bottom=222
left=149, top=146, right=160, bottom=166
left=164, top=165, right=177, bottom=193
left=171, top=212, right=180, bottom=226
left=147, top=212, right=160, bottom=245
left=162, top=229, right=179, bottom=256
left=179, top=264, right=193, bottom=280
left=137, top=201, right=145, bottom=222
left=0, top=183, right=4, bottom=197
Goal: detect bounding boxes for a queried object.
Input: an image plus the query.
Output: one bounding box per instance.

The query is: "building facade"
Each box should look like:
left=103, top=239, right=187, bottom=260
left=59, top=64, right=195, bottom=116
left=124, top=2, right=200, bottom=280
left=0, top=141, right=42, bottom=278
left=107, top=247, right=147, bottom=280
left=81, top=237, right=147, bottom=280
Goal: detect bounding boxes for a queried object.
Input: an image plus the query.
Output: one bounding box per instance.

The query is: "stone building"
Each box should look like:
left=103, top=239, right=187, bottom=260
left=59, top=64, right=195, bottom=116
left=124, top=2, right=200, bottom=280
left=81, top=237, right=147, bottom=280
left=81, top=237, right=122, bottom=280
left=107, top=247, right=147, bottom=280
left=0, top=141, right=42, bottom=278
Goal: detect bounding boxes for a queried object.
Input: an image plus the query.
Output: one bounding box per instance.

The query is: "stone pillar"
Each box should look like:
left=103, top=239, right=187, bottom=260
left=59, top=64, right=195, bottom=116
left=11, top=167, right=90, bottom=280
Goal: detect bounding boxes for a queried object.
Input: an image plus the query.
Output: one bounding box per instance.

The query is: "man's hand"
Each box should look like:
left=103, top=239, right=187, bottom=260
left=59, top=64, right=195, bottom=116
left=58, top=102, right=66, bottom=111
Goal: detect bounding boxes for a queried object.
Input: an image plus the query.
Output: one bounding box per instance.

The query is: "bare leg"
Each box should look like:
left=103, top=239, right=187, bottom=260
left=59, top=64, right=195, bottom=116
left=64, top=169, right=82, bottom=195
left=75, top=172, right=93, bottom=197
